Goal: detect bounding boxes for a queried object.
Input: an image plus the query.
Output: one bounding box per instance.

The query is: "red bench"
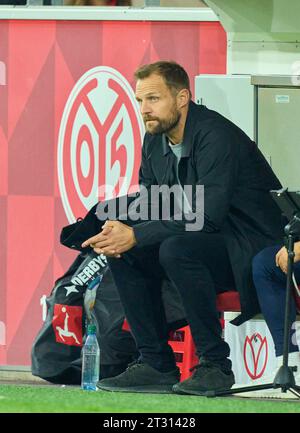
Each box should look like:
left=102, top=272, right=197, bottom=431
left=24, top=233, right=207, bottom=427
left=169, top=291, right=241, bottom=381
left=123, top=288, right=300, bottom=381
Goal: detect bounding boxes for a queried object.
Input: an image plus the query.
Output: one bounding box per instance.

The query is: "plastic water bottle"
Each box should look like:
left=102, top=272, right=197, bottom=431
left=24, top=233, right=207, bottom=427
left=81, top=324, right=100, bottom=391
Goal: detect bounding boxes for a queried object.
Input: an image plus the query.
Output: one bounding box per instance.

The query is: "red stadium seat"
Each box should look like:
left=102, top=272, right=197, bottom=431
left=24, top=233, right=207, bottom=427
left=168, top=326, right=199, bottom=381
left=168, top=290, right=240, bottom=381
left=216, top=290, right=241, bottom=312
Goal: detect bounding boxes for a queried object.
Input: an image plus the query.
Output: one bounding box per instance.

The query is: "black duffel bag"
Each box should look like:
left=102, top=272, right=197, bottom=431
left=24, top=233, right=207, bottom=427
left=31, top=202, right=186, bottom=385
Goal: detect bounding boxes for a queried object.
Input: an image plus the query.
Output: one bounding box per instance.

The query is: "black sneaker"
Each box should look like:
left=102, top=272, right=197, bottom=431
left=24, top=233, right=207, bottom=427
left=172, top=360, right=235, bottom=396
left=97, top=361, right=180, bottom=393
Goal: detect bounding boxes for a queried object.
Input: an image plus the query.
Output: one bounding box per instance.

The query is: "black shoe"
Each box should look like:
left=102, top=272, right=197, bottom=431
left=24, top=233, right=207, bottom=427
left=172, top=360, right=235, bottom=396
left=97, top=361, right=180, bottom=393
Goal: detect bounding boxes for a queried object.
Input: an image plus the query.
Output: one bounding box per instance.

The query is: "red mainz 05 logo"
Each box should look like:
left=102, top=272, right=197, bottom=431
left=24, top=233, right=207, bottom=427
left=243, top=332, right=268, bottom=380
left=58, top=66, right=144, bottom=223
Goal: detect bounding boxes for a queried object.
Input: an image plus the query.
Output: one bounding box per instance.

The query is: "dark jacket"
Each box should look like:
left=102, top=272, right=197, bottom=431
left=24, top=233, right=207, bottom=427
left=131, top=101, right=284, bottom=325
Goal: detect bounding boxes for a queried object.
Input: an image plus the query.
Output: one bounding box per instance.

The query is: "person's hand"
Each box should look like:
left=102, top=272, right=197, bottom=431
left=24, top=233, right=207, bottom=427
left=275, top=241, right=300, bottom=274
left=87, top=224, right=121, bottom=257
left=81, top=220, right=137, bottom=257
left=294, top=241, right=300, bottom=263
left=275, top=246, right=288, bottom=274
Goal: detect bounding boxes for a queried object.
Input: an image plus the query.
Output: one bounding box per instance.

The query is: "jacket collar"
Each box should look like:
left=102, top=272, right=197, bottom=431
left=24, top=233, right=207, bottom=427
left=162, top=101, right=200, bottom=157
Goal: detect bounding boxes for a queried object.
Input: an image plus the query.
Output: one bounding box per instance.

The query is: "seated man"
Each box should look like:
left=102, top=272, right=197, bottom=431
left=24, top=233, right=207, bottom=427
left=237, top=242, right=300, bottom=399
left=82, top=61, right=285, bottom=396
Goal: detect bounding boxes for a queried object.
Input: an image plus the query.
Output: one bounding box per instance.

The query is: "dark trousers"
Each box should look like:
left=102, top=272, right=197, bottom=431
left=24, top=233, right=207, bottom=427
left=252, top=245, right=300, bottom=357
left=107, top=232, right=236, bottom=373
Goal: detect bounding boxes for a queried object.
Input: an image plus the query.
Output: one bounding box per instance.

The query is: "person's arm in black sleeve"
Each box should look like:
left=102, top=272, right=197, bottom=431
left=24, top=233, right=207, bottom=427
left=132, top=126, right=239, bottom=247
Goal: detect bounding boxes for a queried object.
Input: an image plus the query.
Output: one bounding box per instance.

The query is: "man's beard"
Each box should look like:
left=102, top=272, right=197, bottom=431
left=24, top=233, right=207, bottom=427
left=144, top=108, right=181, bottom=135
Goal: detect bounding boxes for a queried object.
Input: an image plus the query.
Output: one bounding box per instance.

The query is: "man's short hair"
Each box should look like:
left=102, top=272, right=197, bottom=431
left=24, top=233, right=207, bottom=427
left=134, top=61, right=191, bottom=96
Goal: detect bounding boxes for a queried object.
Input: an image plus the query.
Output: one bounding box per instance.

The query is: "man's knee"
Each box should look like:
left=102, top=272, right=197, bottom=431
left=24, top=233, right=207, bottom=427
left=252, top=245, right=279, bottom=280
left=159, top=235, right=190, bottom=270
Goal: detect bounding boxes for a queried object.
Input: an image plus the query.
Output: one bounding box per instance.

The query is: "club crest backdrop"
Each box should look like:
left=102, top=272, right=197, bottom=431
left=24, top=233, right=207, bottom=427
left=0, top=19, right=226, bottom=366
